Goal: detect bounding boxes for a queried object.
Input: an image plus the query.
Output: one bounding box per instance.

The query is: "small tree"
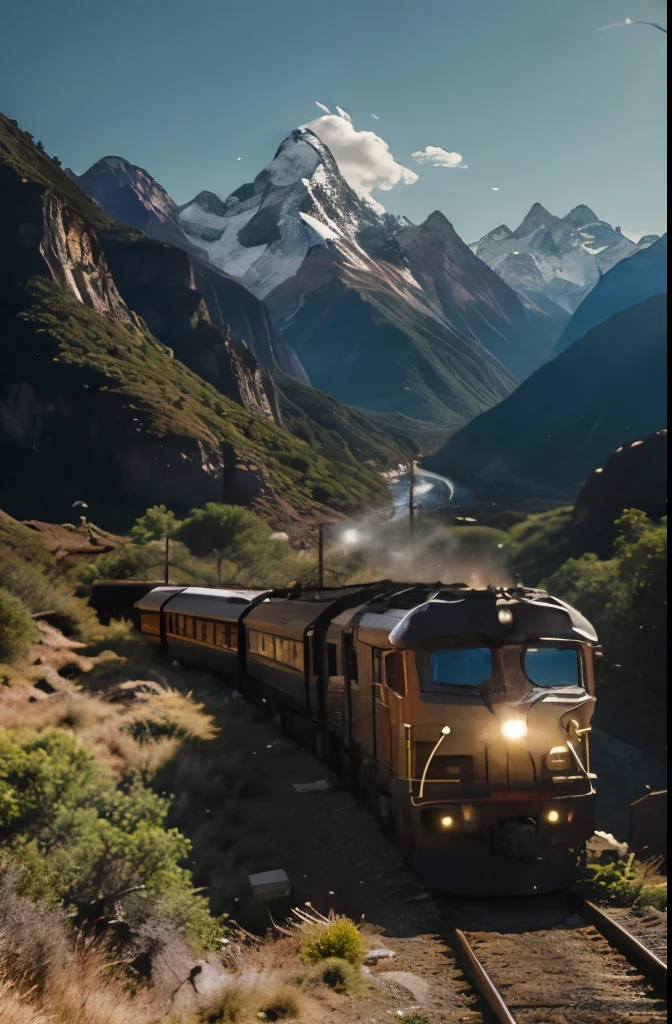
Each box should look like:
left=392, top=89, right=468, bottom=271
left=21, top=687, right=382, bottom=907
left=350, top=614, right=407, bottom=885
left=130, top=505, right=179, bottom=544
left=175, top=504, right=272, bottom=576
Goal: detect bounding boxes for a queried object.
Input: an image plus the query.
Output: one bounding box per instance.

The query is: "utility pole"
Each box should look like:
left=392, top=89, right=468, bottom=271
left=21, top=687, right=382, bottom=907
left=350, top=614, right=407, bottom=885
left=318, top=523, right=325, bottom=588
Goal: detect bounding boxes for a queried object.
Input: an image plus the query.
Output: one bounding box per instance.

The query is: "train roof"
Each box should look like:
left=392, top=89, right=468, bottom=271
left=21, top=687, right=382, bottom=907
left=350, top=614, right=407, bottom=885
left=135, top=586, right=266, bottom=620
left=133, top=586, right=186, bottom=611
left=388, top=586, right=598, bottom=648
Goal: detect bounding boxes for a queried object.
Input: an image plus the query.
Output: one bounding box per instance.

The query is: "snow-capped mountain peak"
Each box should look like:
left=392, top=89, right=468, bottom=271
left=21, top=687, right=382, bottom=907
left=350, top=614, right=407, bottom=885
left=176, top=128, right=381, bottom=298
left=512, top=202, right=559, bottom=239
left=473, top=202, right=658, bottom=313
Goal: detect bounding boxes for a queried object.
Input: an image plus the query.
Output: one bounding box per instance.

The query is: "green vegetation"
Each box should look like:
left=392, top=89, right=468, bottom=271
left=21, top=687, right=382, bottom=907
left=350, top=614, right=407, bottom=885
left=310, top=956, right=362, bottom=993
left=505, top=506, right=575, bottom=584
left=2, top=278, right=387, bottom=525
left=130, top=504, right=178, bottom=544
left=0, top=589, right=38, bottom=662
left=541, top=510, right=667, bottom=702
left=78, top=502, right=362, bottom=591
left=0, top=730, right=225, bottom=948
left=299, top=915, right=363, bottom=966
left=577, top=852, right=667, bottom=910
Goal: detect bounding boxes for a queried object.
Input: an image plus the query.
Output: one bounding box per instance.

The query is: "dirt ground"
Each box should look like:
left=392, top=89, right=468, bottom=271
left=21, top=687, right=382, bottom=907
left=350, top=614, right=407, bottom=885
left=218, top=705, right=483, bottom=1023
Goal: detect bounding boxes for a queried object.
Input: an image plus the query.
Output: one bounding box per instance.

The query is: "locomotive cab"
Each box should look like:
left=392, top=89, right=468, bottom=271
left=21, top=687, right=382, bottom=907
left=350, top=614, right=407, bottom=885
left=375, top=587, right=598, bottom=893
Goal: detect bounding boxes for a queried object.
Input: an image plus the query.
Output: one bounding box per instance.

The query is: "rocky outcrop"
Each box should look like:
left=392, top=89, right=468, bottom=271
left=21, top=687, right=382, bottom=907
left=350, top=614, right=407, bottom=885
left=572, top=431, right=667, bottom=556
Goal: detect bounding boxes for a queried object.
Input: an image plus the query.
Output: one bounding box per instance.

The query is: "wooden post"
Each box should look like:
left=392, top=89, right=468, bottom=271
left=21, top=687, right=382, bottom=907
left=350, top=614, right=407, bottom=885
left=164, top=533, right=169, bottom=585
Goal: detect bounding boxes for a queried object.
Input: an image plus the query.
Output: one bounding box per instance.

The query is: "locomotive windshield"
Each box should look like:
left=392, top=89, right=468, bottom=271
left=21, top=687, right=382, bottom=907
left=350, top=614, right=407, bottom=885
left=416, top=641, right=584, bottom=694
left=523, top=644, right=581, bottom=688
left=423, top=648, right=492, bottom=689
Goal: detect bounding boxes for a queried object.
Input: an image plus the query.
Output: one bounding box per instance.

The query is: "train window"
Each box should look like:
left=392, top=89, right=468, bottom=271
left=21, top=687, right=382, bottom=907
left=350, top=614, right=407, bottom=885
left=384, top=652, right=405, bottom=696
left=327, top=643, right=338, bottom=676
left=191, top=617, right=197, bottom=640
left=167, top=614, right=173, bottom=633
left=419, top=648, right=492, bottom=690
left=524, top=646, right=581, bottom=688
left=230, top=626, right=238, bottom=651
left=201, top=621, right=208, bottom=642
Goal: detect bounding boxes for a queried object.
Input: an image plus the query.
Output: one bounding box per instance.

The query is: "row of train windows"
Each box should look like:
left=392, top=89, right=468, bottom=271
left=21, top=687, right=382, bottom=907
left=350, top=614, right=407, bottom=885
left=248, top=630, right=305, bottom=672
left=166, top=613, right=238, bottom=650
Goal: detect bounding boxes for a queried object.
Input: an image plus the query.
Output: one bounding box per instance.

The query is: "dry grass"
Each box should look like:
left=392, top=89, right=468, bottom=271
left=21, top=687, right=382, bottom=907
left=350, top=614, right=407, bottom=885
left=197, top=974, right=305, bottom=1023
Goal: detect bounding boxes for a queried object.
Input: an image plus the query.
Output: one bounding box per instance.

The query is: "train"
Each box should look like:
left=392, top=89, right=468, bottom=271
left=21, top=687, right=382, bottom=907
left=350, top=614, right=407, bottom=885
left=122, top=578, right=604, bottom=895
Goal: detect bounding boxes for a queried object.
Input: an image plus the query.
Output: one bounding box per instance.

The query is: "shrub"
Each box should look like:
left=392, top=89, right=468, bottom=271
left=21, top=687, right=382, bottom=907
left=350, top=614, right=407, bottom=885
left=299, top=914, right=363, bottom=966
left=0, top=730, right=225, bottom=949
left=576, top=853, right=667, bottom=910
left=312, top=956, right=360, bottom=992
left=259, top=984, right=301, bottom=1020
left=0, top=588, right=38, bottom=662
left=0, top=548, right=92, bottom=636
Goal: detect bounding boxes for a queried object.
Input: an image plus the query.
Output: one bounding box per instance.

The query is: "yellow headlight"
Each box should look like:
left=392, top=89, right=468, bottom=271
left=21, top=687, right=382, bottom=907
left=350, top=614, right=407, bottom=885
left=440, top=815, right=454, bottom=829
left=546, top=809, right=561, bottom=824
left=501, top=719, right=527, bottom=740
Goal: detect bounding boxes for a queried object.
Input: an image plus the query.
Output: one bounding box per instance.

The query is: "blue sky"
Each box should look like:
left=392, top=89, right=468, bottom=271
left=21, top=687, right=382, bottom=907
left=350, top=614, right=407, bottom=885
left=1, top=0, right=666, bottom=242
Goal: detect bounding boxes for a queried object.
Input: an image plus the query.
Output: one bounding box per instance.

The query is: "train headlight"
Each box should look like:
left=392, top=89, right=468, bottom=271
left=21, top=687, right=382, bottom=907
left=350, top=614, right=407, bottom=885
left=501, top=719, right=527, bottom=740
left=546, top=809, right=561, bottom=824
left=440, top=815, right=454, bottom=829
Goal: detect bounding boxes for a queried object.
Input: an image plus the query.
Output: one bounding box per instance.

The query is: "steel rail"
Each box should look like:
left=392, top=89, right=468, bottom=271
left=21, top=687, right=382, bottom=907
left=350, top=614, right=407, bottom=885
left=574, top=894, right=667, bottom=995
left=451, top=926, right=517, bottom=1024
left=438, top=890, right=667, bottom=1024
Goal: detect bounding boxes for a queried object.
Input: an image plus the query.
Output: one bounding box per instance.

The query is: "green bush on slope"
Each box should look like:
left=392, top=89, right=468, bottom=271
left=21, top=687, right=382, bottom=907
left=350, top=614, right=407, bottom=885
left=0, top=730, right=225, bottom=949
left=0, top=589, right=39, bottom=662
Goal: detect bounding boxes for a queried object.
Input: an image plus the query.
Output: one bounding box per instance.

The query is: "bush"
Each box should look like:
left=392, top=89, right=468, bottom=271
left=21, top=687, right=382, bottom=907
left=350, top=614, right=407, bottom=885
left=576, top=853, right=667, bottom=910
left=0, top=548, right=94, bottom=636
left=0, top=730, right=225, bottom=949
left=0, top=588, right=38, bottom=662
left=299, top=915, right=363, bottom=966
left=312, top=956, right=360, bottom=992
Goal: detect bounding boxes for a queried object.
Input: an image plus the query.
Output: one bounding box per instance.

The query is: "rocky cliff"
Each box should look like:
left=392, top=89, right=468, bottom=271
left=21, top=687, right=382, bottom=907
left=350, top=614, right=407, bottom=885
left=0, top=112, right=389, bottom=530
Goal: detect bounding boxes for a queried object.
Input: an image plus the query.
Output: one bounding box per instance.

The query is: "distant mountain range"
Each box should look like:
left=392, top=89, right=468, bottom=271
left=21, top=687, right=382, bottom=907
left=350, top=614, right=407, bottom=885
left=425, top=294, right=667, bottom=501
left=471, top=202, right=659, bottom=315
left=70, top=132, right=570, bottom=424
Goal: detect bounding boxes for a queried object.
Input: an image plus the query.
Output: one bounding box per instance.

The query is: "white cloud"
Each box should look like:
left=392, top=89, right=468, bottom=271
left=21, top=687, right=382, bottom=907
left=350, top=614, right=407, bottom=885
left=492, top=187, right=499, bottom=191
left=335, top=106, right=352, bottom=122
left=371, top=113, right=380, bottom=120
left=307, top=113, right=418, bottom=214
left=411, top=145, right=466, bottom=169
left=315, top=101, right=331, bottom=114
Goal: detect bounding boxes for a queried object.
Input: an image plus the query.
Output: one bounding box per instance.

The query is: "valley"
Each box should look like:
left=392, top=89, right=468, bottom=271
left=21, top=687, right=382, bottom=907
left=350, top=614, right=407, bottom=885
left=0, top=13, right=667, bottom=1020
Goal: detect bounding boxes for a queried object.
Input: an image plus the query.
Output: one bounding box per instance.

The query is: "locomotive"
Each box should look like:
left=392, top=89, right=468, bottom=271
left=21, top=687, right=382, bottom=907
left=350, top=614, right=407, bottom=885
left=133, top=579, right=602, bottom=895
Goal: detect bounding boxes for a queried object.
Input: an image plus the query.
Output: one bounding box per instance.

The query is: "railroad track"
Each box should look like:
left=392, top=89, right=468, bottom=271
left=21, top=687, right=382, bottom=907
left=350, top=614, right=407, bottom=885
left=436, top=890, right=667, bottom=1024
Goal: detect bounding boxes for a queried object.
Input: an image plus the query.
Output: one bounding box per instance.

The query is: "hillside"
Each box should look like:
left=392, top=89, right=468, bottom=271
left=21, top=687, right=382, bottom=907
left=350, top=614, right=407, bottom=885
left=425, top=295, right=668, bottom=501
left=0, top=112, right=390, bottom=530
left=551, top=234, right=667, bottom=356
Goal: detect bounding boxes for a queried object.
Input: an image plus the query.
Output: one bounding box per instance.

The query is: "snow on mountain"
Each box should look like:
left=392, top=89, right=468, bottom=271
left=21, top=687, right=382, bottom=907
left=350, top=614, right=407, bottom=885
left=471, top=203, right=659, bottom=313
left=177, top=128, right=380, bottom=300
